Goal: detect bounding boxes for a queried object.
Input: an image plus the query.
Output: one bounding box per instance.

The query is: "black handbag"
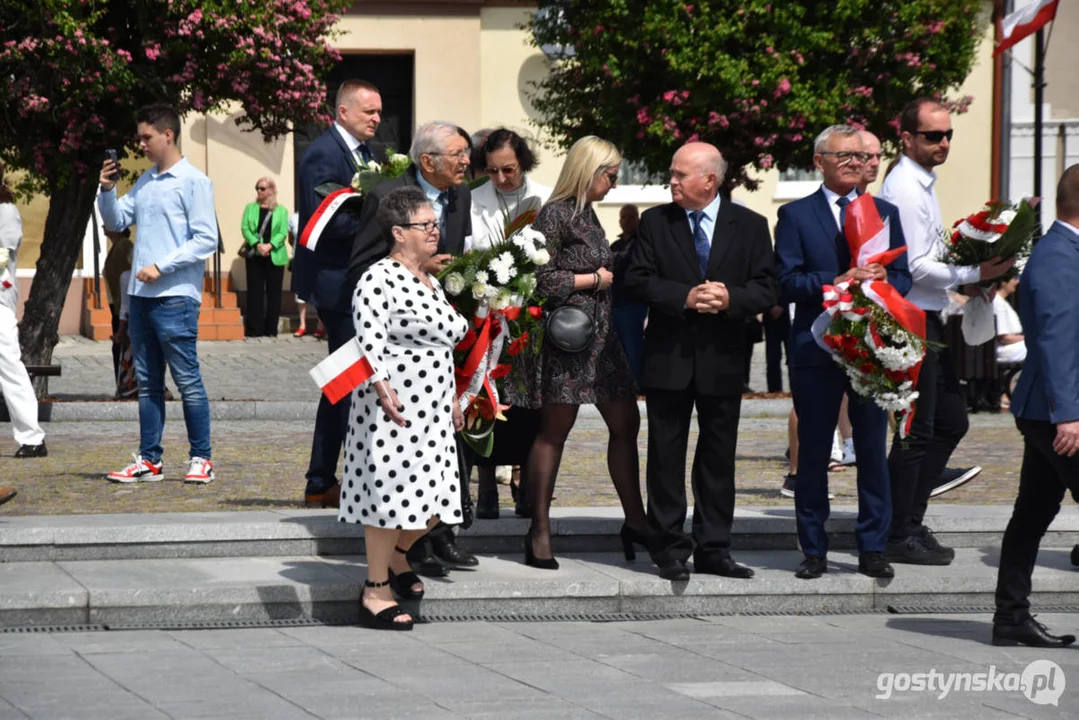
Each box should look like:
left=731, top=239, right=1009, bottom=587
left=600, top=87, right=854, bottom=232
left=545, top=297, right=597, bottom=353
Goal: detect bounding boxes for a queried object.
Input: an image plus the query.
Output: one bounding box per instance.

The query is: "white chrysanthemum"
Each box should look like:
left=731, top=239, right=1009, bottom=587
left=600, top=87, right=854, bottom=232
left=474, top=270, right=489, bottom=285
left=365, top=159, right=381, bottom=172
left=519, top=226, right=546, bottom=247
left=472, top=282, right=488, bottom=300
left=532, top=249, right=551, bottom=266
left=444, top=272, right=466, bottom=296
left=485, top=283, right=500, bottom=300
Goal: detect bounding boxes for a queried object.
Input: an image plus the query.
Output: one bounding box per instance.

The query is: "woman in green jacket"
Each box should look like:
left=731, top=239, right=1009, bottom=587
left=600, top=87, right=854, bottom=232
left=241, top=177, right=290, bottom=337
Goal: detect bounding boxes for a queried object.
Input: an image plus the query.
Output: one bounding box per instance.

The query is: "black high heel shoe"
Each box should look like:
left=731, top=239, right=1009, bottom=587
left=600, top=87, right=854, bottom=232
left=524, top=530, right=559, bottom=570
left=388, top=546, right=424, bottom=601
left=359, top=579, right=414, bottom=631
left=620, top=524, right=649, bottom=562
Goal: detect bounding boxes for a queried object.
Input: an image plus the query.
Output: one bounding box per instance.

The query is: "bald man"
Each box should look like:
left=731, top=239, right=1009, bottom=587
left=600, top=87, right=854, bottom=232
left=625, top=142, right=778, bottom=581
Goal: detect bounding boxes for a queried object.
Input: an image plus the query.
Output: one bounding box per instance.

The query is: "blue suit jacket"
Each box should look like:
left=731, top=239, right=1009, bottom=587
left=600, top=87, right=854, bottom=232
left=1011, top=221, right=1079, bottom=424
left=291, top=127, right=384, bottom=312
left=775, top=188, right=912, bottom=368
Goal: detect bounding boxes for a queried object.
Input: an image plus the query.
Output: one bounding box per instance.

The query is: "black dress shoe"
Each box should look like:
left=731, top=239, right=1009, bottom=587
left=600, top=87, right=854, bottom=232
left=795, top=555, right=827, bottom=579
left=695, top=556, right=755, bottom=579
left=14, top=443, right=47, bottom=458
left=657, top=559, right=690, bottom=581
left=992, top=617, right=1076, bottom=648
left=431, top=533, right=479, bottom=567
left=1070, top=544, right=1078, bottom=567
left=476, top=489, right=499, bottom=520
left=858, top=552, right=895, bottom=578
left=885, top=535, right=952, bottom=566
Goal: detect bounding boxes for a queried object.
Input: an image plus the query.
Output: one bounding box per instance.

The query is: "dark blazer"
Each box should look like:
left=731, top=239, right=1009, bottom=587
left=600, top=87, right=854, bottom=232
left=775, top=188, right=911, bottom=369
left=1011, top=221, right=1079, bottom=424
left=291, top=126, right=385, bottom=313
left=625, top=197, right=778, bottom=395
left=347, top=165, right=472, bottom=291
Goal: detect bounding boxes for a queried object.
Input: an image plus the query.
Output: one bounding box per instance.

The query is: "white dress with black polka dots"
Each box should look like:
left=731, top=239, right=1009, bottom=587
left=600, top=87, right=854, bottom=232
left=339, top=258, right=469, bottom=530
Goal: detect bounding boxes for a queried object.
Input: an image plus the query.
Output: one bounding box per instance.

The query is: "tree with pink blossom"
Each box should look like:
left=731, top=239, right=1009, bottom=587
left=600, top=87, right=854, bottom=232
left=0, top=0, right=350, bottom=367
left=529, top=0, right=984, bottom=191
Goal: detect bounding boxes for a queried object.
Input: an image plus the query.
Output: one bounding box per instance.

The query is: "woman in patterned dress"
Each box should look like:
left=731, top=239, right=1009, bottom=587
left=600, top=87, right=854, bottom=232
left=509, top=136, right=648, bottom=569
left=340, top=187, right=468, bottom=630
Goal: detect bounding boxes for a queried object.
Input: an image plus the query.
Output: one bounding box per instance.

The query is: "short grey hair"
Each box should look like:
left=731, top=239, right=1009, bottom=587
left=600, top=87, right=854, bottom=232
left=376, top=186, right=432, bottom=238
left=712, top=153, right=729, bottom=186
left=409, top=121, right=461, bottom=164
left=814, top=124, right=862, bottom=154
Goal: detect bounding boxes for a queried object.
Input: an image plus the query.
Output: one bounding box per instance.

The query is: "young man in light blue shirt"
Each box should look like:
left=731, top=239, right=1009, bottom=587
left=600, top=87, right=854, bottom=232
left=97, top=104, right=218, bottom=484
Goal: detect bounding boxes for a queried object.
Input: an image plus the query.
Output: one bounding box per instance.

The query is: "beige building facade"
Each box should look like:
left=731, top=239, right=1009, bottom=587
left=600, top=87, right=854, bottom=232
left=14, top=0, right=1002, bottom=334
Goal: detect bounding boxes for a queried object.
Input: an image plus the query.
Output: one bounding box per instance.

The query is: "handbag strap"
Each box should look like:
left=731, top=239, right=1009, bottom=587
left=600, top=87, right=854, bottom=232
left=256, top=207, right=273, bottom=242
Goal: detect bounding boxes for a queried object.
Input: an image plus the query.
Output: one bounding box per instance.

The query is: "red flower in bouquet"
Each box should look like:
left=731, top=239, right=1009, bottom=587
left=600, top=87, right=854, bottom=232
left=942, top=198, right=1040, bottom=287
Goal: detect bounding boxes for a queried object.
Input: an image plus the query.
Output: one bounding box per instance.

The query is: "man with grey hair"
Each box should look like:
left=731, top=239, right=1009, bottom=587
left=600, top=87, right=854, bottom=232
left=775, top=124, right=911, bottom=579
left=625, top=141, right=778, bottom=582
left=348, top=121, right=476, bottom=577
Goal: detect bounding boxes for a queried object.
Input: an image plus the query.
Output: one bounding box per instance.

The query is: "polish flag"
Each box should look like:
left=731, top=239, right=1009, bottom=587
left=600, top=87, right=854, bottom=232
left=994, top=0, right=1059, bottom=56
left=309, top=337, right=377, bottom=404
left=844, top=194, right=907, bottom=269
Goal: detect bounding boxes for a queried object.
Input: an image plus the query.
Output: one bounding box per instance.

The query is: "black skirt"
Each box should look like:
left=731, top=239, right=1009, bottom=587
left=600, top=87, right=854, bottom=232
left=470, top=406, right=541, bottom=467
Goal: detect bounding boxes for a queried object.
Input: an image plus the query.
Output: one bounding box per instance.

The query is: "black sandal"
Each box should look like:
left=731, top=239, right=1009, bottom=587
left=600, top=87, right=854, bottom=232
left=359, top=579, right=414, bottom=631
left=388, top=546, right=425, bottom=601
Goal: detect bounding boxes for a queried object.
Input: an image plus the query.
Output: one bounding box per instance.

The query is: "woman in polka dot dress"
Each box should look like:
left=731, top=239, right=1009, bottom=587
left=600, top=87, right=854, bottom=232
left=340, top=187, right=468, bottom=630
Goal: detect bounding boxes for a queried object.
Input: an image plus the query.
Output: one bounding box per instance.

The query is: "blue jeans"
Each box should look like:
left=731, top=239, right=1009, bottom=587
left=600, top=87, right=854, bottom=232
left=128, top=296, right=211, bottom=463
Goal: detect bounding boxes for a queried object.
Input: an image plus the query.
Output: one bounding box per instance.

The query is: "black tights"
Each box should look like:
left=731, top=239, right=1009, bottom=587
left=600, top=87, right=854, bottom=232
left=525, top=398, right=646, bottom=558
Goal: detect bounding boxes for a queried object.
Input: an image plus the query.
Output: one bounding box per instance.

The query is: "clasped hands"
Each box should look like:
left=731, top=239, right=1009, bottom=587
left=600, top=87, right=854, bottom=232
left=687, top=281, right=730, bottom=314
left=834, top=262, right=886, bottom=286
left=375, top=380, right=464, bottom=432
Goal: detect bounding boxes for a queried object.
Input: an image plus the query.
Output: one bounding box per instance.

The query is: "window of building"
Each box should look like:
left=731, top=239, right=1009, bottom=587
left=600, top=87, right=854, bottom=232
left=775, top=166, right=821, bottom=201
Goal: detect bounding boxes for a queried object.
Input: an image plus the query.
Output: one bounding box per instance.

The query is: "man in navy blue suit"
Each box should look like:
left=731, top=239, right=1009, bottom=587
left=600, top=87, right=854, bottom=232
left=293, top=79, right=384, bottom=508
left=992, top=165, right=1079, bottom=648
left=775, top=124, right=911, bottom=579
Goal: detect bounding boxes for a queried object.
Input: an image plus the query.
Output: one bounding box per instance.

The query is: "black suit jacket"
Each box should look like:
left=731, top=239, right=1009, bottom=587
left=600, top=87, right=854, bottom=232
left=347, top=165, right=472, bottom=291
left=291, top=126, right=385, bottom=312
left=625, top=198, right=778, bottom=395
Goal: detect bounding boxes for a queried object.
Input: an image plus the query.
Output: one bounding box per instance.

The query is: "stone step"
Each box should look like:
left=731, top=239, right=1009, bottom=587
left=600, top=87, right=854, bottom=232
left=2, top=548, right=1076, bottom=629
left=2, top=507, right=1078, bottom=562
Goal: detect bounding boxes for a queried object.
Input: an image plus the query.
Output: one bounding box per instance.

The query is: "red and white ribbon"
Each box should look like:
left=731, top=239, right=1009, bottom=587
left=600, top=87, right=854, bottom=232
left=299, top=187, right=357, bottom=253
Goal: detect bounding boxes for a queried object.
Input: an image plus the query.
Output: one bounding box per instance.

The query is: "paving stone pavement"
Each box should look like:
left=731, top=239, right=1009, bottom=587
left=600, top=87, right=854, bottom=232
left=0, top=614, right=1076, bottom=719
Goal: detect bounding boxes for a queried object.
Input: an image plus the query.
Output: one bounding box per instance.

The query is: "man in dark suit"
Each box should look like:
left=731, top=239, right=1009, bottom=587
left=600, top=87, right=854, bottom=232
left=349, top=121, right=477, bottom=575
left=775, top=124, right=911, bottom=580
left=625, top=142, right=778, bottom=581
left=992, top=164, right=1079, bottom=648
left=294, top=79, right=384, bottom=508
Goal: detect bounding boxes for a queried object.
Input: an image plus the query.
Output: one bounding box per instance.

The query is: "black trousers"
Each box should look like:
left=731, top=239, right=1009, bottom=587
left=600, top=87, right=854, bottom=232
left=244, top=256, right=284, bottom=337
left=645, top=386, right=741, bottom=564
left=304, top=307, right=354, bottom=495
left=994, top=417, right=1079, bottom=624
left=887, top=312, right=969, bottom=541
left=762, top=309, right=790, bottom=393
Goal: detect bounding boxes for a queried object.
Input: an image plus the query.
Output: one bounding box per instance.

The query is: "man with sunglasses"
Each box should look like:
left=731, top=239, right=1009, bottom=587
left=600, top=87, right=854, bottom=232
left=880, top=98, right=1015, bottom=567
left=348, top=121, right=478, bottom=577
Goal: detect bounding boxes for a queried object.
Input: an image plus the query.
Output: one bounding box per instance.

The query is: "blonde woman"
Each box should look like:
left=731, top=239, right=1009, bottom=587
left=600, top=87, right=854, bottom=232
left=241, top=177, right=289, bottom=337
left=510, top=136, right=647, bottom=569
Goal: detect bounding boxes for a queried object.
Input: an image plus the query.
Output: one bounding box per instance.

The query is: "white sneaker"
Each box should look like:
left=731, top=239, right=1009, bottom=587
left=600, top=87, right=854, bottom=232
left=494, top=465, right=513, bottom=484
left=107, top=454, right=164, bottom=483
left=840, top=438, right=857, bottom=466
left=184, top=457, right=215, bottom=484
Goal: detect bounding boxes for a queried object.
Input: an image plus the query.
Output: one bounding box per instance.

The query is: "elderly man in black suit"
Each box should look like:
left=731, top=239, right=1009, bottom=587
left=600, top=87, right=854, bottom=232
left=625, top=142, right=778, bottom=581
left=294, top=79, right=385, bottom=509
left=349, top=121, right=477, bottom=576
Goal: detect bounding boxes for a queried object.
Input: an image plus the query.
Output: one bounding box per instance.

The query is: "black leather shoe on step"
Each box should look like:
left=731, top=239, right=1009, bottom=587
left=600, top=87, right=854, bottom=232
left=657, top=559, right=690, bottom=581
left=1071, top=544, right=1079, bottom=567
left=431, top=533, right=478, bottom=567
left=795, top=555, right=827, bottom=579
left=476, top=489, right=499, bottom=519
left=695, top=556, right=755, bottom=579
left=858, top=552, right=895, bottom=578
left=388, top=546, right=424, bottom=601
left=992, top=617, right=1075, bottom=648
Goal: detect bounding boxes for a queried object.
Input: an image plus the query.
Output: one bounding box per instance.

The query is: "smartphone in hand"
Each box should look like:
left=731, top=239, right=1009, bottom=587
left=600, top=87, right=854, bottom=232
left=104, top=149, right=119, bottom=180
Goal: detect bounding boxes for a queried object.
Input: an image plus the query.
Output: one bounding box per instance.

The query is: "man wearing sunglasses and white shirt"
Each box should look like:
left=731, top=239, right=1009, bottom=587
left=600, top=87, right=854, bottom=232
left=879, top=98, right=1015, bottom=566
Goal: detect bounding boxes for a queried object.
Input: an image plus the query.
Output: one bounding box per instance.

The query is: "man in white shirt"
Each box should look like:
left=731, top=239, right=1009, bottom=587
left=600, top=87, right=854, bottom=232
left=880, top=98, right=1015, bottom=566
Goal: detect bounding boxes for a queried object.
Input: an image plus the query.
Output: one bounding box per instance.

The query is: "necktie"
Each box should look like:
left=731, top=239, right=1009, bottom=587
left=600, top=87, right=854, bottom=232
left=356, top=143, right=371, bottom=165
left=690, top=210, right=710, bottom=277
left=436, top=191, right=449, bottom=234
left=835, top=196, right=852, bottom=269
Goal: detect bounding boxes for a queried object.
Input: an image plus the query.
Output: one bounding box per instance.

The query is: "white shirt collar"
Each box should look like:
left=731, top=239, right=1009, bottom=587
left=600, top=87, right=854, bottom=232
left=150, top=156, right=191, bottom=179
left=1056, top=219, right=1079, bottom=238
left=820, top=184, right=858, bottom=207
left=684, top=193, right=721, bottom=221
left=333, top=122, right=362, bottom=154
left=897, top=154, right=937, bottom=190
